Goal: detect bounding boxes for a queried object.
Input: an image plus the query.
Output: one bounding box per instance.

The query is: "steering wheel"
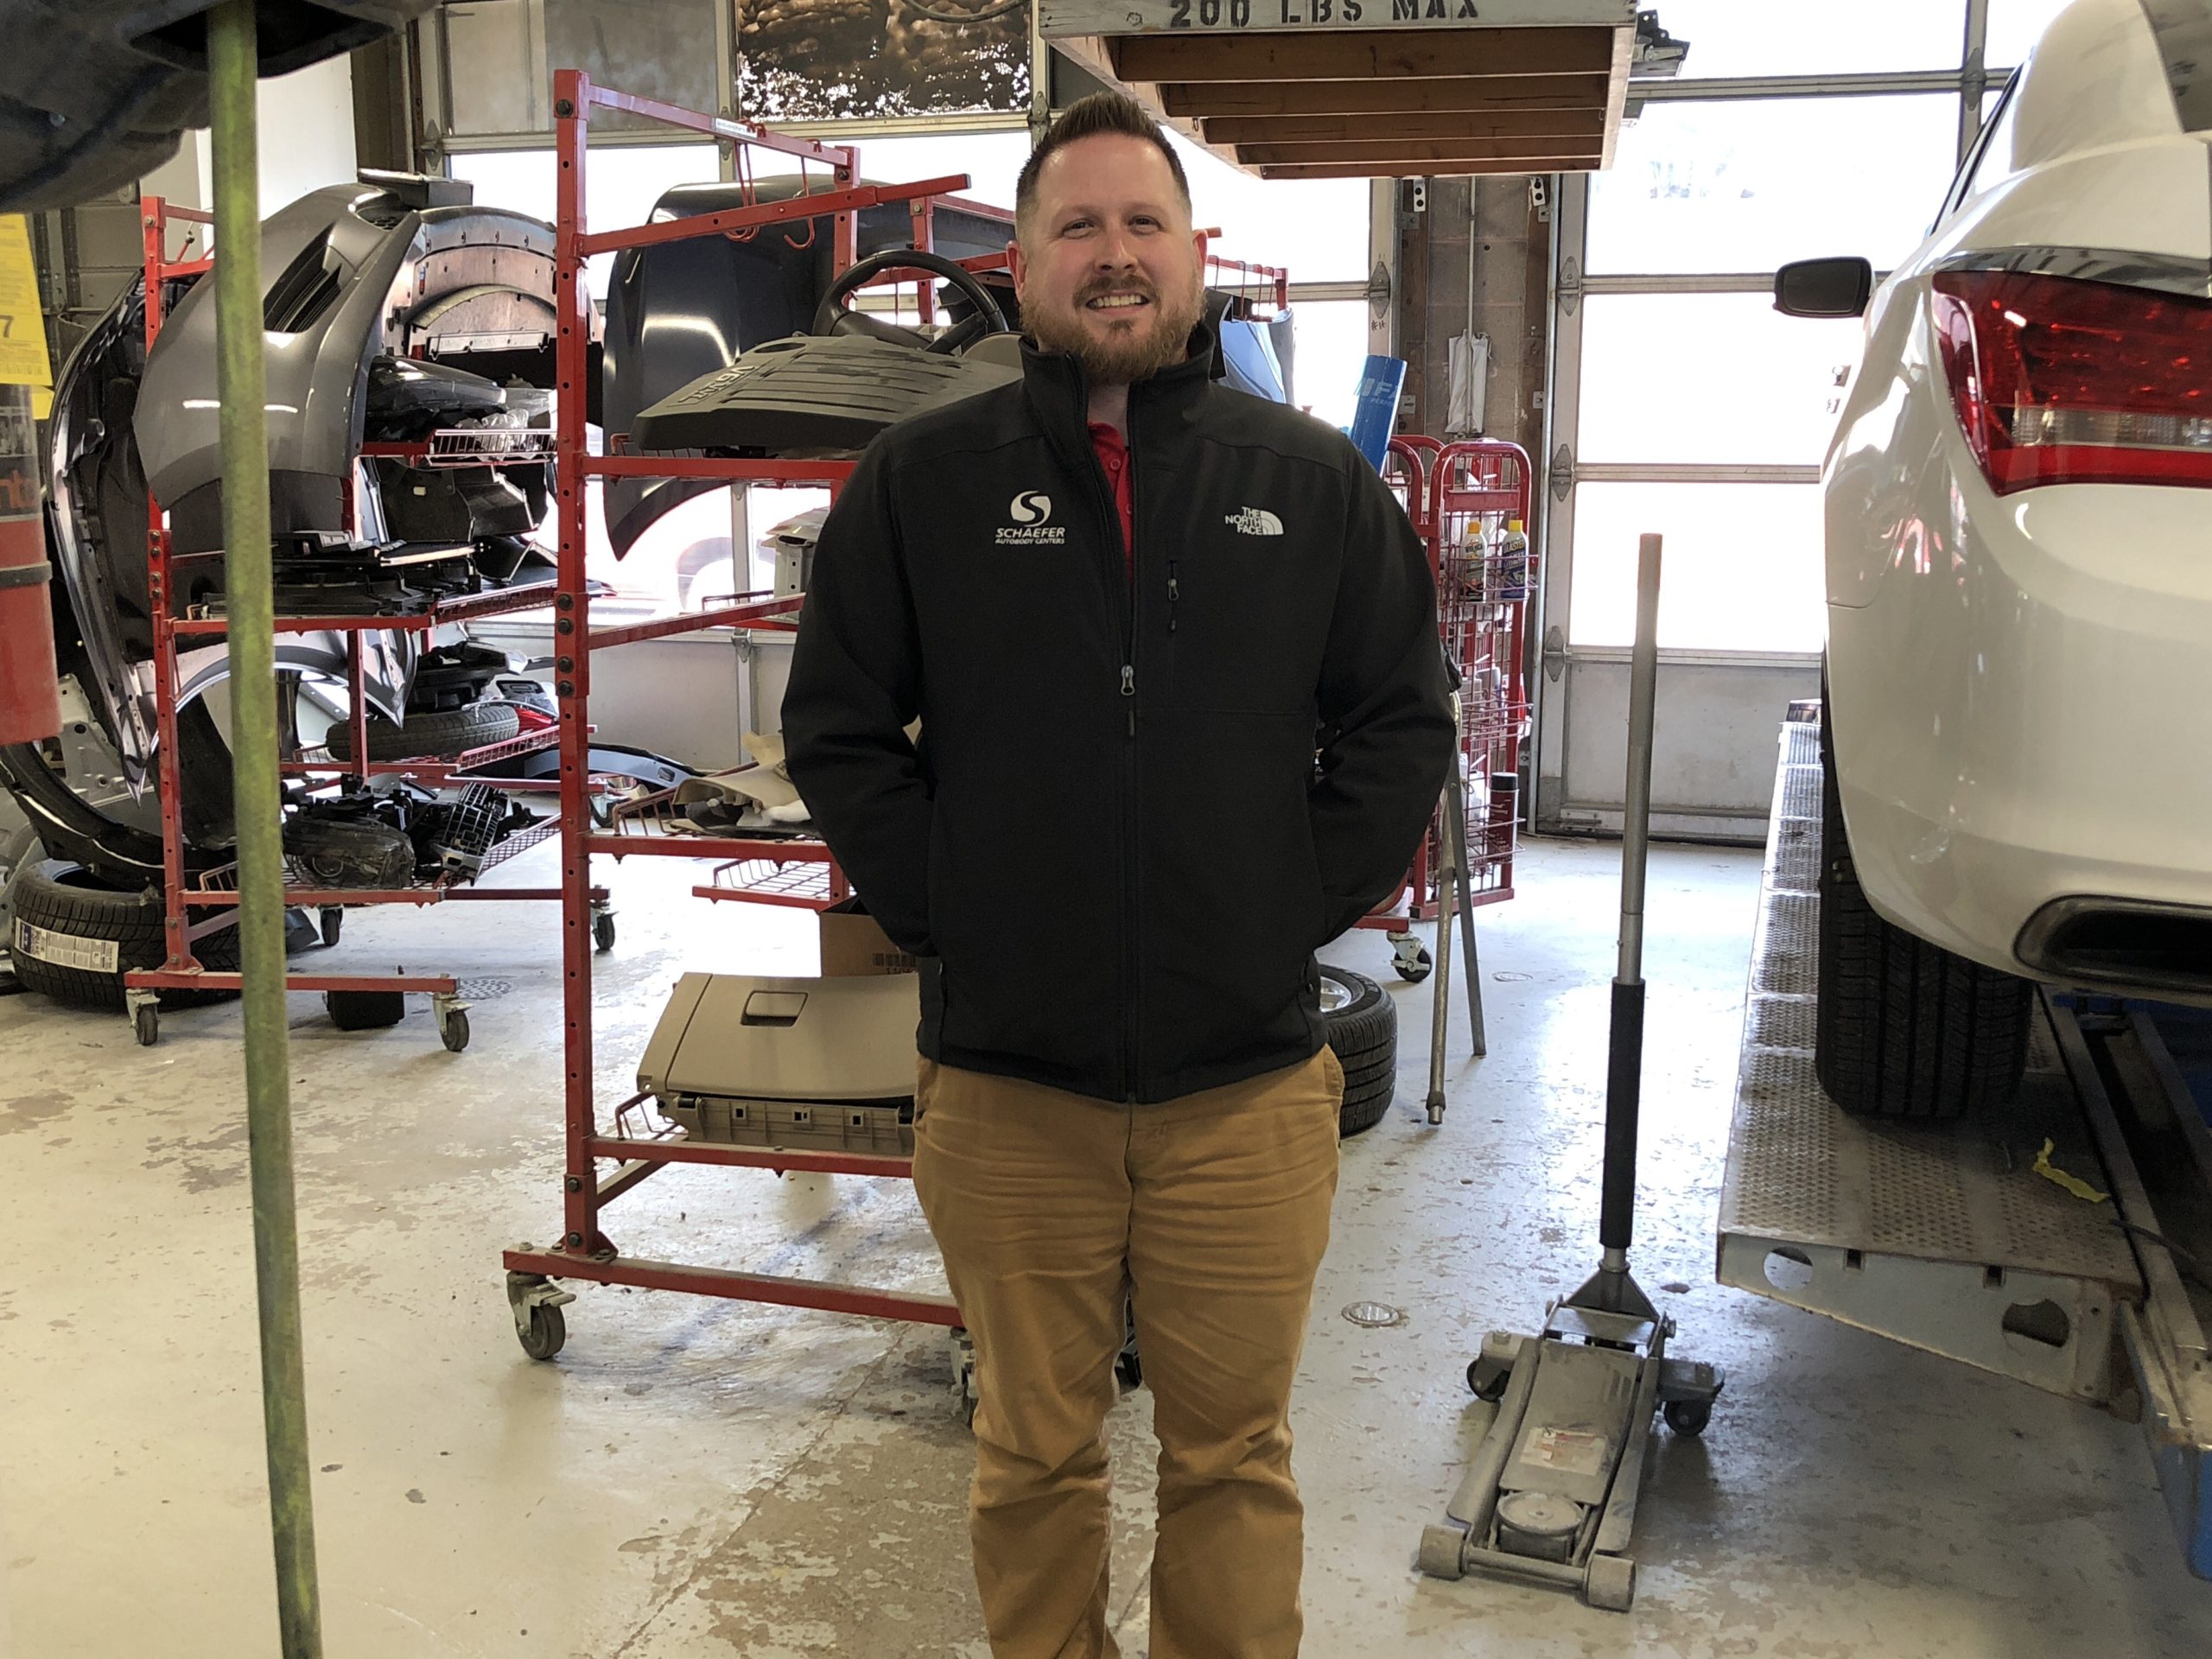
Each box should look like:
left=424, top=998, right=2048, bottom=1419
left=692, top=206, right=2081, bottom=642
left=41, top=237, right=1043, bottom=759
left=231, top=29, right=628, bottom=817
left=811, top=249, right=1010, bottom=356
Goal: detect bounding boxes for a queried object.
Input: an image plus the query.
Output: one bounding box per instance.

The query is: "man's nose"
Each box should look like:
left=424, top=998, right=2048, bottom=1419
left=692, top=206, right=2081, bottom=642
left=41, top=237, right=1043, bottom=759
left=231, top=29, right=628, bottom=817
left=1092, top=227, right=1139, bottom=270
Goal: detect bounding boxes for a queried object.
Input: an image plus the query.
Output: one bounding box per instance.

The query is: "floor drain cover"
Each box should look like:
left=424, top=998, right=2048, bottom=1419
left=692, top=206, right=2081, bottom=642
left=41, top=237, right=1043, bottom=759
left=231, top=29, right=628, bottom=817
left=455, top=977, right=514, bottom=1000
left=1341, top=1300, right=1405, bottom=1328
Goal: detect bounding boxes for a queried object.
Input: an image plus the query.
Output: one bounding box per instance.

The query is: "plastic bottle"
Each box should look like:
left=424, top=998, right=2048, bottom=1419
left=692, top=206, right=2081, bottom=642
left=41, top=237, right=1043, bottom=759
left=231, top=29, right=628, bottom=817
left=1496, top=517, right=1529, bottom=600
left=1459, top=516, right=1488, bottom=601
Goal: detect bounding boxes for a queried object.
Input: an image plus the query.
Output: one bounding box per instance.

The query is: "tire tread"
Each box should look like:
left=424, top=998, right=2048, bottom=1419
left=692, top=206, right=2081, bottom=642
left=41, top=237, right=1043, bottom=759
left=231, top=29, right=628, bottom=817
left=1813, top=712, right=2031, bottom=1118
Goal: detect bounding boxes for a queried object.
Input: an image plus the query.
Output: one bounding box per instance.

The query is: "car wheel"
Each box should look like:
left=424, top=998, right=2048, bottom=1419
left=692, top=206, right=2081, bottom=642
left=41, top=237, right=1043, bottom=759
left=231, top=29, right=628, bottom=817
left=1814, top=705, right=2031, bottom=1118
left=1319, top=963, right=1397, bottom=1137
left=321, top=698, right=520, bottom=763
left=4, top=858, right=240, bottom=1011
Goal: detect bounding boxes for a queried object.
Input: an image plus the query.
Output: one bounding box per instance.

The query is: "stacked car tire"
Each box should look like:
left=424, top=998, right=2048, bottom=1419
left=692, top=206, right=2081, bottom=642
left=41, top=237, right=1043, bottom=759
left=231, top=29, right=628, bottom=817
left=3, top=856, right=239, bottom=1008
left=1319, top=964, right=1398, bottom=1137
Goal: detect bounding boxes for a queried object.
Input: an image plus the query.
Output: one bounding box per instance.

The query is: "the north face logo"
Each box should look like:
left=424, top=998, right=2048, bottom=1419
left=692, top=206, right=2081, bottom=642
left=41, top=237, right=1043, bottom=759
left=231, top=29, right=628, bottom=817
left=1225, top=506, right=1285, bottom=537
left=998, top=490, right=1067, bottom=546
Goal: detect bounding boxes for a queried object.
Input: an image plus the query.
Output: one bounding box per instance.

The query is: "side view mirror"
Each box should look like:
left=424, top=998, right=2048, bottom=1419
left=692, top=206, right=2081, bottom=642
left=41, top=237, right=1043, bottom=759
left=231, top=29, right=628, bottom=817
left=1774, top=257, right=1874, bottom=319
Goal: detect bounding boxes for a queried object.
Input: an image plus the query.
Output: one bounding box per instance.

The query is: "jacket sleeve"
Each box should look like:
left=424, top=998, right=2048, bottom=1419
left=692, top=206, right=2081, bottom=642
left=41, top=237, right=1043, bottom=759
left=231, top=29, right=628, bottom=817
left=1309, top=454, right=1458, bottom=944
left=782, top=441, right=936, bottom=956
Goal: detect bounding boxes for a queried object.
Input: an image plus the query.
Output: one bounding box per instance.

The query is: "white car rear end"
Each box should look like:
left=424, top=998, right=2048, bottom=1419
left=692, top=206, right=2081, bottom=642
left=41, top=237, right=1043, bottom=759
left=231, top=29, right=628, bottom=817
left=1784, top=0, right=2212, bottom=1114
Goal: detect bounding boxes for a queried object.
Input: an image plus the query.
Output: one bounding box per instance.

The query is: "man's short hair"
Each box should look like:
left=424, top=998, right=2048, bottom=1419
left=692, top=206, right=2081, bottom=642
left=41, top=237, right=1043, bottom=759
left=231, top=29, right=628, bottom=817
left=1014, top=92, right=1192, bottom=239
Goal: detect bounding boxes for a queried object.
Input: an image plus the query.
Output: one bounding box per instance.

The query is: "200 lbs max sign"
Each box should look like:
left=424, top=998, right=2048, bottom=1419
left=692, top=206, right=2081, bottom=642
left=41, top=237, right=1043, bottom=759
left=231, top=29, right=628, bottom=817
left=1164, top=0, right=1481, bottom=23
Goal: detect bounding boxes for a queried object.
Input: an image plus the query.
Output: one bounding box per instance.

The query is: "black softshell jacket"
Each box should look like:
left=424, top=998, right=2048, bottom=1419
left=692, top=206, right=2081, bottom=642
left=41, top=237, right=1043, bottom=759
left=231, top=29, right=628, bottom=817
left=784, top=326, right=1455, bottom=1104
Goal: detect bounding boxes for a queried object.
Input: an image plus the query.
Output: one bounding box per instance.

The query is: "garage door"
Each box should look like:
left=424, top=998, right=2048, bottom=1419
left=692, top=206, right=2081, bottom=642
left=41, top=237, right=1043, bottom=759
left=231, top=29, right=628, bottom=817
left=1530, top=0, right=2074, bottom=840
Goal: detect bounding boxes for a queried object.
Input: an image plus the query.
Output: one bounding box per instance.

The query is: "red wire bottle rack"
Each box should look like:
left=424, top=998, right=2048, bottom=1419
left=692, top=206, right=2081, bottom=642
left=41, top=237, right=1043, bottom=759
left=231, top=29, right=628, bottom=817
left=1355, top=436, right=1535, bottom=950
left=1429, top=440, right=1537, bottom=903
left=124, top=194, right=612, bottom=1049
left=499, top=73, right=1016, bottom=1344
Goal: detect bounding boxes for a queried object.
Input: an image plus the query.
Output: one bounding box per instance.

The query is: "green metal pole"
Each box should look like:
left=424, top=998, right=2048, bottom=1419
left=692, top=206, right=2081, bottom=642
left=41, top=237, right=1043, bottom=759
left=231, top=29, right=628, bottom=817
left=207, top=5, right=325, bottom=1654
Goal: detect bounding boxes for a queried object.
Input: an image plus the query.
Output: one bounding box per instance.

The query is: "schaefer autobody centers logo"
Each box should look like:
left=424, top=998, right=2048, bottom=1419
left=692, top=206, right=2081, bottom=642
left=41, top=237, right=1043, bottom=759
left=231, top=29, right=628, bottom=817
left=997, top=491, right=1067, bottom=546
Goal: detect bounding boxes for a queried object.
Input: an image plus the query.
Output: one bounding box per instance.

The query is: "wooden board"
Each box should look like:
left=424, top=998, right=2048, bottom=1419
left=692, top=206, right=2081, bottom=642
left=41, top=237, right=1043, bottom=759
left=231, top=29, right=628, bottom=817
left=1040, top=0, right=1637, bottom=179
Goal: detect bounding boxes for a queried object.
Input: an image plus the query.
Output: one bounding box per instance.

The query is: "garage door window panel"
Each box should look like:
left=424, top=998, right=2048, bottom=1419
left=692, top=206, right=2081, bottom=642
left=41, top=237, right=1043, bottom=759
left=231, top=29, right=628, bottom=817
left=1588, top=96, right=1961, bottom=276
left=1577, top=295, right=1861, bottom=467
left=1567, top=482, right=1826, bottom=653
left=1644, top=0, right=1967, bottom=77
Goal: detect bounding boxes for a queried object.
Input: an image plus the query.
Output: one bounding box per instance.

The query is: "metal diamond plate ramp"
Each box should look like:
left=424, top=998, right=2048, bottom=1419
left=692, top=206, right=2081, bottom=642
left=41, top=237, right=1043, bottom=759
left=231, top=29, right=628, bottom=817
left=1718, top=721, right=2142, bottom=1403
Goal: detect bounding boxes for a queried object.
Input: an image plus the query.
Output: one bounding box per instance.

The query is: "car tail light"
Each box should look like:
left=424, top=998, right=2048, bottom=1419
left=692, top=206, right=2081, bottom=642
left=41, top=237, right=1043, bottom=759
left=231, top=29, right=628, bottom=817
left=1929, top=268, right=2212, bottom=493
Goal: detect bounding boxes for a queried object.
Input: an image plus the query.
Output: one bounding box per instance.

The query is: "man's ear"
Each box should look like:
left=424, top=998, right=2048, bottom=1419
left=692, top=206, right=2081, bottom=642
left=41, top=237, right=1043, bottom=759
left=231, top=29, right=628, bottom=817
left=1007, top=238, right=1027, bottom=298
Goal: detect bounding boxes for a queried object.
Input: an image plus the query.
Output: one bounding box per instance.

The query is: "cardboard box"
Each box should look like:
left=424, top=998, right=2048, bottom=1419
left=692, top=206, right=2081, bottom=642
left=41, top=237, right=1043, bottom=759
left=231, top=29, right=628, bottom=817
left=818, top=899, right=915, bottom=976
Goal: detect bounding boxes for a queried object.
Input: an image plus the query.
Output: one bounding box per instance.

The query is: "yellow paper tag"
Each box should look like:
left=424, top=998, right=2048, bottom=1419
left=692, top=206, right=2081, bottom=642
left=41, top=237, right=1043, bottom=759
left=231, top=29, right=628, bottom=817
left=2032, top=1137, right=2109, bottom=1205
left=0, top=213, right=55, bottom=407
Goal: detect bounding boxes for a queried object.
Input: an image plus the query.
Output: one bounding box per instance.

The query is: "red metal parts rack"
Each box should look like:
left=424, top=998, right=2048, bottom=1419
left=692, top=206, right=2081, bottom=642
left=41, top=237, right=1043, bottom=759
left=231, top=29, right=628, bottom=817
left=501, top=75, right=989, bottom=1356
left=123, top=196, right=614, bottom=1051
left=1359, top=436, right=1536, bottom=982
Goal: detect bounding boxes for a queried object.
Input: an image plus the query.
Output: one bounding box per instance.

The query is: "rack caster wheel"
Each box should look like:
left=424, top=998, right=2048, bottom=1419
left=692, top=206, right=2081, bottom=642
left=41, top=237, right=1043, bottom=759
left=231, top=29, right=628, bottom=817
left=1583, top=1553, right=1636, bottom=1612
left=518, top=1299, right=565, bottom=1359
left=132, top=1003, right=159, bottom=1046
left=1662, top=1398, right=1713, bottom=1437
left=318, top=906, right=343, bottom=948
left=1416, top=1522, right=1468, bottom=1581
left=1393, top=945, right=1433, bottom=982
left=507, top=1272, right=575, bottom=1361
left=433, top=992, right=471, bottom=1052
left=592, top=910, right=616, bottom=953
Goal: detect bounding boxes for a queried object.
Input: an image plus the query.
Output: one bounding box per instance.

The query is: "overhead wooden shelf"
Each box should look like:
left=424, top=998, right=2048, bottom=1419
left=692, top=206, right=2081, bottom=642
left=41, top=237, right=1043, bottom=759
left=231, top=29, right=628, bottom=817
left=1040, top=0, right=1637, bottom=179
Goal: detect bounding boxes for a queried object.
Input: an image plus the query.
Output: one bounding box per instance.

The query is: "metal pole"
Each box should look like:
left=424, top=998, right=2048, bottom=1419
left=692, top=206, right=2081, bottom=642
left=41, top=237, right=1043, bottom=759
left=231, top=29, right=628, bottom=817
left=1599, top=533, right=1661, bottom=1266
left=208, top=5, right=325, bottom=1653
left=1616, top=534, right=1660, bottom=988
left=1424, top=774, right=1458, bottom=1124
left=1448, top=763, right=1485, bottom=1057
left=552, top=71, right=601, bottom=1259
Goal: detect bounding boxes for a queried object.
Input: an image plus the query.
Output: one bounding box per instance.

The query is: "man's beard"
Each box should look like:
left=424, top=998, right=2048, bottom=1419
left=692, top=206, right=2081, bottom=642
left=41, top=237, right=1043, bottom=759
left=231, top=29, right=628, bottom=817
left=1027, top=276, right=1205, bottom=386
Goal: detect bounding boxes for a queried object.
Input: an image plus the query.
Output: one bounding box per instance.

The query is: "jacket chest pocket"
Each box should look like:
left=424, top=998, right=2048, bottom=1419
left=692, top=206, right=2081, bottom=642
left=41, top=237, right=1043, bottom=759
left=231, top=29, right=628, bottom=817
left=1160, top=530, right=1331, bottom=715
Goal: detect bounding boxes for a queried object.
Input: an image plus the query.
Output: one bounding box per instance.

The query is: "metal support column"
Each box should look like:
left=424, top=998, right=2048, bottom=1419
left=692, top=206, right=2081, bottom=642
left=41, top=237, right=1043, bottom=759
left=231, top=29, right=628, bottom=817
left=208, top=5, right=324, bottom=1652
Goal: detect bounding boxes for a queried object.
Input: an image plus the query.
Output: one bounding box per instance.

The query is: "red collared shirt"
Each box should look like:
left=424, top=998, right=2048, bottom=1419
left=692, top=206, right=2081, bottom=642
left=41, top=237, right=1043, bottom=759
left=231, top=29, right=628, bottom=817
left=1087, top=421, right=1135, bottom=580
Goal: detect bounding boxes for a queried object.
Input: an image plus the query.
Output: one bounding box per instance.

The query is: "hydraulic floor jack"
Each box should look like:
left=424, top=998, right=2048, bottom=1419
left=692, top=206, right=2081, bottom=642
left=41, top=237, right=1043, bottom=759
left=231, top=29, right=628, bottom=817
left=1416, top=534, right=1725, bottom=1611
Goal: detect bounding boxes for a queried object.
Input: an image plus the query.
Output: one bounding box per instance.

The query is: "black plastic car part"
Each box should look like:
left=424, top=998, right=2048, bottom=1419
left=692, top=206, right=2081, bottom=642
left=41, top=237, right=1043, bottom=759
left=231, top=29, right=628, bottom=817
left=599, top=175, right=1014, bottom=558
left=632, top=334, right=1024, bottom=455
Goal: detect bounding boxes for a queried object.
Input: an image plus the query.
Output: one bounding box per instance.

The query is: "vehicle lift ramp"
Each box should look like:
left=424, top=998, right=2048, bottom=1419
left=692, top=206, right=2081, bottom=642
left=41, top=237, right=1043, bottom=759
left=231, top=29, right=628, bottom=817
left=1719, top=714, right=2212, bottom=1580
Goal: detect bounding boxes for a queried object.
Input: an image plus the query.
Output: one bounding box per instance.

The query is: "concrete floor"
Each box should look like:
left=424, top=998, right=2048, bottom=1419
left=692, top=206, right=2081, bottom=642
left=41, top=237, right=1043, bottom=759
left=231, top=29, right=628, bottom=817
left=1, top=835, right=2206, bottom=1657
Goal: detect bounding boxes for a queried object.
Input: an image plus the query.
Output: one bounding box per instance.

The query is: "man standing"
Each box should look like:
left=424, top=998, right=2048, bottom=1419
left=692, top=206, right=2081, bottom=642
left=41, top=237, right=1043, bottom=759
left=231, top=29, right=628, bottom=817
left=784, top=92, right=1453, bottom=1659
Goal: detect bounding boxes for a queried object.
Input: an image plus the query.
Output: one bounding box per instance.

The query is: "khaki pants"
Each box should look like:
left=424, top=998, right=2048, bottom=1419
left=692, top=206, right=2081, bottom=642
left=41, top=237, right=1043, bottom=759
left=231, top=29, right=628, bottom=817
left=911, top=1047, right=1344, bottom=1659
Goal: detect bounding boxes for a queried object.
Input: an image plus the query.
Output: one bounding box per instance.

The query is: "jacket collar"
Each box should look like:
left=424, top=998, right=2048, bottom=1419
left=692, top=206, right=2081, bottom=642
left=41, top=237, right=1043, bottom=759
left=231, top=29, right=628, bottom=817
left=1019, top=320, right=1222, bottom=451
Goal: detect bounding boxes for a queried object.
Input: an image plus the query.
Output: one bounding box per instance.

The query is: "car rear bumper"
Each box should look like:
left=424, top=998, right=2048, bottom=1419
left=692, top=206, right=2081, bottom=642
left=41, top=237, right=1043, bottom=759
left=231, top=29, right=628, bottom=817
left=1827, top=458, right=2212, bottom=994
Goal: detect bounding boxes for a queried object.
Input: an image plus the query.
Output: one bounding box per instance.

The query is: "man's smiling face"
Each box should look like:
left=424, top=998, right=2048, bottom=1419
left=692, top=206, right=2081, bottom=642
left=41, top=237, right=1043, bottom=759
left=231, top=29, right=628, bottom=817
left=1009, top=131, right=1209, bottom=387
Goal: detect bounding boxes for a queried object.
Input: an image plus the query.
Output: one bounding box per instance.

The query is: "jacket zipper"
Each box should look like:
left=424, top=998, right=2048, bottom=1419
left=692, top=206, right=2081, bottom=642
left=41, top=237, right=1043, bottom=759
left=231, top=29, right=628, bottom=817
left=1085, top=403, right=1141, bottom=1102
left=1075, top=383, right=1147, bottom=1102
left=1122, top=405, right=1142, bottom=1103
